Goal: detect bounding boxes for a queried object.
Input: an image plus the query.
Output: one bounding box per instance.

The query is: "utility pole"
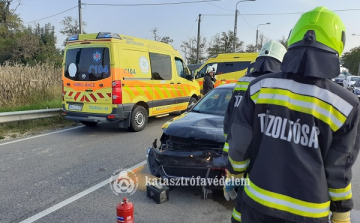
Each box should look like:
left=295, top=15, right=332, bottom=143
left=233, top=0, right=256, bottom=52
left=196, top=14, right=201, bottom=64
left=78, top=0, right=83, bottom=34
left=233, top=9, right=238, bottom=52
left=255, top=29, right=259, bottom=51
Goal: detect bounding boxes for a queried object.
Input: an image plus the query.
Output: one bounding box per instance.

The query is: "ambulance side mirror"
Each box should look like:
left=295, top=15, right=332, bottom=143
left=187, top=102, right=196, bottom=111
left=185, top=68, right=193, bottom=81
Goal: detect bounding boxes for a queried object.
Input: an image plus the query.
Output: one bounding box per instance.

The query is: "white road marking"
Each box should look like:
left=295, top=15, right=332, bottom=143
left=19, top=160, right=147, bottom=223
left=0, top=126, right=84, bottom=147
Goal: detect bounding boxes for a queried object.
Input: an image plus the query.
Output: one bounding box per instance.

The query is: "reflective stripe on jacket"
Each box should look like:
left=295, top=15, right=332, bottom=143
left=227, top=72, right=360, bottom=222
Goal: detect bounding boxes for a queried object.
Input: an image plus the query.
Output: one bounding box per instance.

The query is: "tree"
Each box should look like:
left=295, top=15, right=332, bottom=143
left=0, top=0, right=22, bottom=37
left=150, top=27, right=160, bottom=41
left=245, top=44, right=257, bottom=53
left=33, top=23, right=62, bottom=66
left=11, top=29, right=41, bottom=64
left=341, top=47, right=360, bottom=75
left=60, top=16, right=86, bottom=46
left=207, top=30, right=244, bottom=57
left=0, top=1, right=61, bottom=65
left=278, top=36, right=288, bottom=49
left=181, top=36, right=207, bottom=64
left=256, top=34, right=268, bottom=51
left=0, top=0, right=22, bottom=63
left=159, top=36, right=173, bottom=44
left=150, top=27, right=173, bottom=44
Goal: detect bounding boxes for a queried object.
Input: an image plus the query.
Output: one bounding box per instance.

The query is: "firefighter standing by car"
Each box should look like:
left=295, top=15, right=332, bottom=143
left=224, top=6, right=360, bottom=223
left=223, top=40, right=287, bottom=154
left=203, top=66, right=217, bottom=95
left=223, top=40, right=287, bottom=222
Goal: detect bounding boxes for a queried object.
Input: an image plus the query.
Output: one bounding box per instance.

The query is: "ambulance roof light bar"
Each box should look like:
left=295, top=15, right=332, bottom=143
left=96, top=32, right=122, bottom=40
left=68, top=34, right=79, bottom=41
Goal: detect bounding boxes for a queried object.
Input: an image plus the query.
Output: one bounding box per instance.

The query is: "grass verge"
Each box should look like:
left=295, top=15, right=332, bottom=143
left=0, top=116, right=77, bottom=141
left=0, top=100, right=62, bottom=112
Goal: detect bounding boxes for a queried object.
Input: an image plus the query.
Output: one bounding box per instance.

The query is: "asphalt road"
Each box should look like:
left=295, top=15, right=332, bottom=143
left=0, top=115, right=360, bottom=223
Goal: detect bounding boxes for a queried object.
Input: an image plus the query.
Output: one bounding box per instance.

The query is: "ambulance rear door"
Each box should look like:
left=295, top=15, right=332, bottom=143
left=63, top=46, right=113, bottom=114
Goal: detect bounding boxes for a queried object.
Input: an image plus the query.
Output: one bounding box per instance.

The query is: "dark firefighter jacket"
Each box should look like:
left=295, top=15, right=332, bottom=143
left=223, top=56, right=282, bottom=153
left=203, top=73, right=215, bottom=95
left=226, top=47, right=360, bottom=222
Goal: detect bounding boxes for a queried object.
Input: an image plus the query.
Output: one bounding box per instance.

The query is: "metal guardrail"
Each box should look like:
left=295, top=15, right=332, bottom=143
left=0, top=108, right=62, bottom=124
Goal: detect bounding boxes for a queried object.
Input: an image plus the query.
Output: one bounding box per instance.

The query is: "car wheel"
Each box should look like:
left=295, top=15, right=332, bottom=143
left=148, top=149, right=161, bottom=177
left=129, top=105, right=148, bottom=132
left=80, top=121, right=98, bottom=126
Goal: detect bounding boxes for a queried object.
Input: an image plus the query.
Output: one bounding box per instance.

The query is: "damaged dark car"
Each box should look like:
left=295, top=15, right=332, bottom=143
left=147, top=84, right=235, bottom=187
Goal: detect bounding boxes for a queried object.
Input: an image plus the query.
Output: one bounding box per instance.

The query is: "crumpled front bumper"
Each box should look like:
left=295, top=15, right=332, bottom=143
left=147, top=143, right=227, bottom=181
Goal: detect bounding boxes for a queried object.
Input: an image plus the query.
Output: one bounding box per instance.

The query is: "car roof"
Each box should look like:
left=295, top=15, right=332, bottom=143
left=215, top=83, right=236, bottom=89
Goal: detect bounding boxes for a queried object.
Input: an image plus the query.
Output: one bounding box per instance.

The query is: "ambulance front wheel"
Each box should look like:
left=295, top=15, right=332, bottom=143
left=129, top=105, right=148, bottom=132
left=189, top=97, right=198, bottom=106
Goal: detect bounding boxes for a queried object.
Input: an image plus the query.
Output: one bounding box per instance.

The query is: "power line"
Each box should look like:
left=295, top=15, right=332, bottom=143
left=241, top=8, right=360, bottom=16
left=202, top=8, right=360, bottom=17
left=206, top=2, right=232, bottom=12
left=82, top=0, right=225, bottom=7
left=239, top=14, right=255, bottom=30
left=187, top=16, right=199, bottom=39
left=26, top=6, right=77, bottom=24
left=334, top=8, right=360, bottom=12
left=24, top=5, right=360, bottom=27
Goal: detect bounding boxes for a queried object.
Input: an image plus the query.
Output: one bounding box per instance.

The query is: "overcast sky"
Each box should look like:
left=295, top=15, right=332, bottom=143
left=14, top=0, right=360, bottom=60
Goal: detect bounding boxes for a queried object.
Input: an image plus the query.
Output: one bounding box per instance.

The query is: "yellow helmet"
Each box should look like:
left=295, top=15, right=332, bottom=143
left=287, top=6, right=346, bottom=56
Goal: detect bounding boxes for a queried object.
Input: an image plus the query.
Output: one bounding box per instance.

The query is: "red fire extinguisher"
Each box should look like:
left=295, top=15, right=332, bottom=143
left=116, top=197, right=134, bottom=223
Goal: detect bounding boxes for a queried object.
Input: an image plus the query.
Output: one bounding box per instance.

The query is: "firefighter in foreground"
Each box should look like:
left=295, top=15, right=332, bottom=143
left=223, top=40, right=287, bottom=154
left=224, top=6, right=360, bottom=223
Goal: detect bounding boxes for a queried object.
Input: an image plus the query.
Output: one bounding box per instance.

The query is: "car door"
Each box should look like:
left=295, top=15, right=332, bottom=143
left=149, top=52, right=177, bottom=115
left=175, top=57, right=194, bottom=110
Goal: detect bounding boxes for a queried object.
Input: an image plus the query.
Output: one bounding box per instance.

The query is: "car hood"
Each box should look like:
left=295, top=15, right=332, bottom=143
left=162, top=112, right=225, bottom=142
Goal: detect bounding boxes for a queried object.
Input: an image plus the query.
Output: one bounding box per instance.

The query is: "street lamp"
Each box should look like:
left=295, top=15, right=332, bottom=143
left=256, top=23, right=270, bottom=51
left=233, top=0, right=256, bottom=53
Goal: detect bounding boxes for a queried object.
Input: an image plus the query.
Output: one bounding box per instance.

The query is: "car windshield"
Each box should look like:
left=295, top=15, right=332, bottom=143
left=351, top=77, right=360, bottom=81
left=192, top=88, right=233, bottom=116
left=355, top=81, right=360, bottom=87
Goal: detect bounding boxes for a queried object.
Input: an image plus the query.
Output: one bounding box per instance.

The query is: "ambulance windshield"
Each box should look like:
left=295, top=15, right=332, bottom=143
left=64, top=47, right=110, bottom=81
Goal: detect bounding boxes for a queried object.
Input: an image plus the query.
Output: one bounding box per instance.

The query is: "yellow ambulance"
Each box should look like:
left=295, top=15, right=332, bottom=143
left=62, top=32, right=200, bottom=131
left=195, top=53, right=258, bottom=94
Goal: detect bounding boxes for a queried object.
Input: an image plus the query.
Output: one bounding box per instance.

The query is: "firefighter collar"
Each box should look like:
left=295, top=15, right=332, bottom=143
left=250, top=56, right=282, bottom=76
left=281, top=47, right=340, bottom=79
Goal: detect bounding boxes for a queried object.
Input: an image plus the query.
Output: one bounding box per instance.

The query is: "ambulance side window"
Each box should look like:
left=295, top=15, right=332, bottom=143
left=175, top=58, right=185, bottom=78
left=149, top=53, right=172, bottom=80
left=215, top=61, right=250, bottom=75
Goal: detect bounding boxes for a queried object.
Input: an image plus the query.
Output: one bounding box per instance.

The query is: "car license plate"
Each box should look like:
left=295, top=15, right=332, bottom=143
left=68, top=104, right=83, bottom=111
